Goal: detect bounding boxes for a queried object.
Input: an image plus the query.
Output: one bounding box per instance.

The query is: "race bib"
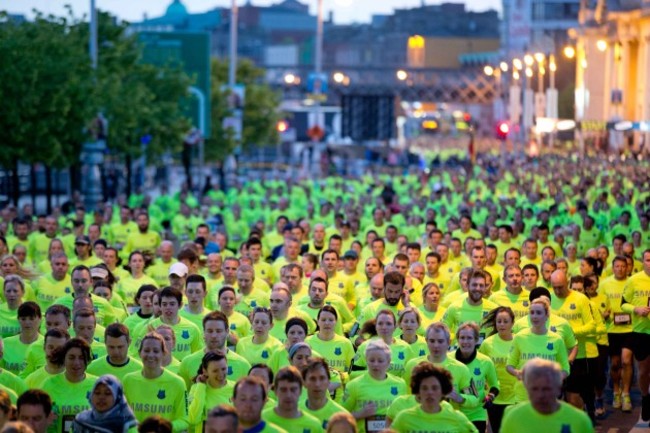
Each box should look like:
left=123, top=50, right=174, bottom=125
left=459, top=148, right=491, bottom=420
left=614, top=313, right=631, bottom=325
left=365, top=415, right=386, bottom=433
left=62, top=415, right=76, bottom=433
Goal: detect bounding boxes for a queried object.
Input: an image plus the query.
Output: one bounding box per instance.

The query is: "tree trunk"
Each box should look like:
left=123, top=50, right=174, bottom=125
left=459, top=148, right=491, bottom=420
left=125, top=154, right=132, bottom=198
left=11, top=158, right=19, bottom=206
left=45, top=165, right=53, bottom=214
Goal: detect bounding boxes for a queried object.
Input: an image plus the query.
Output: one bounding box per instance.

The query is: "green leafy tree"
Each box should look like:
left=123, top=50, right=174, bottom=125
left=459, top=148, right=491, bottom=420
left=0, top=10, right=95, bottom=204
left=205, top=58, right=282, bottom=162
left=92, top=12, right=192, bottom=195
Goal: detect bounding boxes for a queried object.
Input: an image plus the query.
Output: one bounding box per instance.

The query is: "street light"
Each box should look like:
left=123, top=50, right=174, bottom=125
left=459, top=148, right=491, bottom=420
left=597, top=39, right=608, bottom=52
left=513, top=58, right=523, bottom=70
left=563, top=46, right=576, bottom=59
left=500, top=62, right=509, bottom=72
left=396, top=70, right=408, bottom=81
left=333, top=72, right=345, bottom=83
left=524, top=54, right=534, bottom=66
left=483, top=65, right=494, bottom=76
left=284, top=73, right=298, bottom=85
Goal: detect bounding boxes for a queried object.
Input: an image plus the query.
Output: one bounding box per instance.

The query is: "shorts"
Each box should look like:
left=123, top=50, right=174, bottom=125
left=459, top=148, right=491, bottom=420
left=564, top=358, right=598, bottom=393
left=630, top=332, right=650, bottom=362
left=608, top=332, right=635, bottom=356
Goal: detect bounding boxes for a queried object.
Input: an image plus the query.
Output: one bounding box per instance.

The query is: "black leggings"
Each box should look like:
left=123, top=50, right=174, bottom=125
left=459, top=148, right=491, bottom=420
left=487, top=404, right=510, bottom=433
left=472, top=421, right=487, bottom=433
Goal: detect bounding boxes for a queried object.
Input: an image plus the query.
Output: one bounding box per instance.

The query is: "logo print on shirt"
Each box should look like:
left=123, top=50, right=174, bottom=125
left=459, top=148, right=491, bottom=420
left=157, top=390, right=166, bottom=399
left=251, top=300, right=257, bottom=307
left=523, top=301, right=529, bottom=307
left=561, top=425, right=571, bottom=433
left=398, top=352, right=404, bottom=360
left=550, top=326, right=557, bottom=332
left=334, top=347, right=342, bottom=355
left=547, top=343, right=554, bottom=351
left=391, top=387, right=398, bottom=395
left=262, top=351, right=269, bottom=359
left=228, top=366, right=233, bottom=375
left=474, top=367, right=481, bottom=376
left=65, top=287, right=71, bottom=293
left=182, top=330, right=190, bottom=339
left=570, top=304, right=576, bottom=310
left=230, top=324, right=236, bottom=330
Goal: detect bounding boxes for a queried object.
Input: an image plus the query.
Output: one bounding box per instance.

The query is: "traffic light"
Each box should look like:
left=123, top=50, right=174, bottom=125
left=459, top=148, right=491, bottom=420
left=496, top=121, right=509, bottom=140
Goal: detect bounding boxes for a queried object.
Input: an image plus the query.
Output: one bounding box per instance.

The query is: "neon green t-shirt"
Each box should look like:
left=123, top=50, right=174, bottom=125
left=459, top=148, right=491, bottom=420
left=478, top=334, right=516, bottom=405
left=86, top=356, right=143, bottom=383
left=42, top=372, right=97, bottom=433
left=262, top=407, right=324, bottom=433
left=0, top=304, right=20, bottom=338
left=352, top=338, right=414, bottom=378
left=301, top=397, right=350, bottom=430
left=342, top=373, right=407, bottom=433
left=32, top=274, right=72, bottom=310
left=2, top=334, right=43, bottom=376
left=391, top=404, right=478, bottom=433
left=506, top=329, right=569, bottom=401
left=454, top=350, right=498, bottom=422
left=123, top=369, right=188, bottom=432
left=305, top=334, right=355, bottom=373
left=501, top=401, right=594, bottom=433
left=178, top=349, right=251, bottom=390
left=235, top=335, right=284, bottom=366
left=188, top=381, right=235, bottom=433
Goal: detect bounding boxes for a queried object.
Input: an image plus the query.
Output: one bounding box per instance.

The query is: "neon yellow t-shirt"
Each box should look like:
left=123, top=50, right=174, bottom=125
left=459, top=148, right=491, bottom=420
left=86, top=356, right=143, bottom=383
left=262, top=407, right=324, bottom=433
left=305, top=334, right=355, bottom=373
left=235, top=335, right=284, bottom=366
left=454, top=350, right=498, bottom=422
left=352, top=338, right=414, bottom=378
left=178, top=349, right=251, bottom=390
left=550, top=290, right=597, bottom=358
left=600, top=275, right=633, bottom=334
left=478, top=334, right=516, bottom=405
left=342, top=372, right=407, bottom=433
left=506, top=329, right=569, bottom=401
left=488, top=289, right=531, bottom=321
left=302, top=398, right=350, bottom=430
left=621, top=270, right=650, bottom=333
left=32, top=274, right=72, bottom=310
left=391, top=404, right=478, bottom=433
left=188, top=381, right=235, bottom=433
left=501, top=401, right=594, bottom=433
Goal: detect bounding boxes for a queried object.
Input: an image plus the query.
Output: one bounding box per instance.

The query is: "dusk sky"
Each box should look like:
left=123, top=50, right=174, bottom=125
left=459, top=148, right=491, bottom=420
left=8, top=0, right=502, bottom=24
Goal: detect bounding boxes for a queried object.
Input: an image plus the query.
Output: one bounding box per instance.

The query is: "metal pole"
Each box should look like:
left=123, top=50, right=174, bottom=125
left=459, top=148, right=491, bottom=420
left=229, top=0, right=238, bottom=88
left=315, top=0, right=323, bottom=75
left=189, top=87, right=206, bottom=193
left=90, top=0, right=98, bottom=69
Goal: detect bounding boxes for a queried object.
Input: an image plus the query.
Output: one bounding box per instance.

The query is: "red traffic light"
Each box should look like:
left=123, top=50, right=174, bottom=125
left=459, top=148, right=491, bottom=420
left=496, top=122, right=509, bottom=140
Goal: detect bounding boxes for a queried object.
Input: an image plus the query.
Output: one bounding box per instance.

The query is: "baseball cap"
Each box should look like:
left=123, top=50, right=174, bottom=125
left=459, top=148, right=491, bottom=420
left=75, top=235, right=90, bottom=245
left=168, top=262, right=189, bottom=278
left=343, top=250, right=359, bottom=260
left=90, top=267, right=109, bottom=279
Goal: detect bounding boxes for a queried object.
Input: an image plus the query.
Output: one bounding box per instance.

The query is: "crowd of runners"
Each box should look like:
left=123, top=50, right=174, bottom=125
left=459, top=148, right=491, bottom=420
left=0, top=154, right=649, bottom=433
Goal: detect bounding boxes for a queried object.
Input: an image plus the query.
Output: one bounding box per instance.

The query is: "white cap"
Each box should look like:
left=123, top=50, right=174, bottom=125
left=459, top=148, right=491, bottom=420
left=168, top=262, right=189, bottom=277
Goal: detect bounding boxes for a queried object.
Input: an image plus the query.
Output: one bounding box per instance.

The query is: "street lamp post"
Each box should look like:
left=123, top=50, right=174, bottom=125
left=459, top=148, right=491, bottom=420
left=229, top=0, right=238, bottom=89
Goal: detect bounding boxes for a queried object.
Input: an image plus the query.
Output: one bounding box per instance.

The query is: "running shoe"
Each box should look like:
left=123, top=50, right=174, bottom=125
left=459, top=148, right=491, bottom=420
left=612, top=393, right=621, bottom=410
left=622, top=394, right=632, bottom=412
